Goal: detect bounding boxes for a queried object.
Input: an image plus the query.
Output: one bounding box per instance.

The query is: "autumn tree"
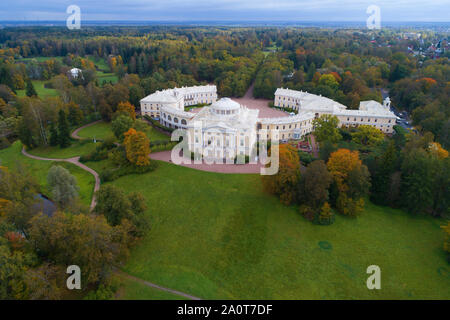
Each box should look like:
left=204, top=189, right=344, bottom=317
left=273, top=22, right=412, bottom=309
left=116, top=101, right=136, bottom=120
left=313, top=114, right=342, bottom=143
left=0, top=166, right=39, bottom=236
left=351, top=125, right=385, bottom=147
left=262, top=144, right=300, bottom=205
left=318, top=202, right=334, bottom=225
left=300, top=160, right=333, bottom=209
left=442, top=221, right=450, bottom=262
left=25, top=78, right=37, bottom=97
left=327, top=149, right=370, bottom=216
left=123, top=128, right=151, bottom=167
left=29, top=212, right=125, bottom=285
left=111, top=114, right=134, bottom=140
left=47, top=166, right=79, bottom=209
left=94, top=185, right=148, bottom=240
left=67, top=102, right=84, bottom=126
left=428, top=142, right=448, bottom=159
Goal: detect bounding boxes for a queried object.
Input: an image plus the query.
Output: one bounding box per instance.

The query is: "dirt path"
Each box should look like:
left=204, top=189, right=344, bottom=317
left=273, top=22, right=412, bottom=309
left=115, top=270, right=202, bottom=300
left=232, top=83, right=287, bottom=118
left=309, top=134, right=319, bottom=158
left=71, top=120, right=103, bottom=140
left=21, top=148, right=100, bottom=210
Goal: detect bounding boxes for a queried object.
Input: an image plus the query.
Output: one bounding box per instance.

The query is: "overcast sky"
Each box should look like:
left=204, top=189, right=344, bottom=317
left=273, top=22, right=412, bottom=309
left=1, top=0, right=449, bottom=22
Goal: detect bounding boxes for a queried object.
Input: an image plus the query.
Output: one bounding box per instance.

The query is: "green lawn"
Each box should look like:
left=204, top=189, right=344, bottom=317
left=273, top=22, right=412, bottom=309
left=76, top=122, right=115, bottom=140
left=0, top=142, right=95, bottom=206
left=76, top=121, right=170, bottom=143
left=86, top=56, right=119, bottom=85
left=87, top=56, right=110, bottom=71
left=114, top=276, right=184, bottom=300
left=97, top=72, right=119, bottom=85
left=16, top=80, right=59, bottom=98
left=27, top=140, right=97, bottom=159
left=104, top=161, right=449, bottom=300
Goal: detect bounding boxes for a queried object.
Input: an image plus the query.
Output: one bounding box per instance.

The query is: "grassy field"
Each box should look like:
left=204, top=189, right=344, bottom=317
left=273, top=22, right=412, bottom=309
left=27, top=140, right=97, bottom=159
left=114, top=276, right=184, bottom=300
left=87, top=56, right=119, bottom=85
left=103, top=160, right=450, bottom=300
left=76, top=122, right=115, bottom=140
left=263, top=44, right=281, bottom=57
left=16, top=80, right=59, bottom=98
left=77, top=121, right=170, bottom=142
left=0, top=142, right=95, bottom=206
left=97, top=72, right=119, bottom=85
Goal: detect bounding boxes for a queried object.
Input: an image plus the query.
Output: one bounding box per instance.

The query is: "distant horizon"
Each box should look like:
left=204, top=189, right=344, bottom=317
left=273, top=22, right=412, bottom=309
left=1, top=1, right=449, bottom=23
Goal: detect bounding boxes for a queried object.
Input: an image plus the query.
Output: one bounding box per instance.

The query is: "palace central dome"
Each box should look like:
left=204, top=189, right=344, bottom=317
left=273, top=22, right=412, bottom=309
left=210, top=98, right=240, bottom=116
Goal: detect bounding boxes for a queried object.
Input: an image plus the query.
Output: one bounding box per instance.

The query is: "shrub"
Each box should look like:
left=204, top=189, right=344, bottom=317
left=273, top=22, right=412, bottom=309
left=79, top=138, right=116, bottom=163
left=317, top=202, right=335, bottom=225
left=300, top=205, right=316, bottom=222
left=150, top=141, right=177, bottom=153
left=298, top=150, right=315, bottom=165
left=234, top=155, right=250, bottom=164
left=143, top=115, right=174, bottom=133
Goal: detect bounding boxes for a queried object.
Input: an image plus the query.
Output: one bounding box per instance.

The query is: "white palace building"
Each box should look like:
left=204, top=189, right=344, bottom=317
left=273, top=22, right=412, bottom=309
left=140, top=85, right=396, bottom=160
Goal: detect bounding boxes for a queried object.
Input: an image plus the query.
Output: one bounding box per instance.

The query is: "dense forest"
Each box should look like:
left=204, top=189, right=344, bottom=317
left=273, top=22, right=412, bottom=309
left=0, top=26, right=448, bottom=299
left=0, top=26, right=448, bottom=148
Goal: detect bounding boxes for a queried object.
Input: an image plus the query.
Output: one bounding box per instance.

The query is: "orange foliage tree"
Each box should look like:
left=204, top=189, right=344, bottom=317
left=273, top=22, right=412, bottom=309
left=117, top=101, right=136, bottom=120
left=327, top=149, right=362, bottom=192
left=262, top=144, right=300, bottom=205
left=123, top=128, right=150, bottom=167
left=327, top=148, right=370, bottom=216
left=428, top=142, right=449, bottom=159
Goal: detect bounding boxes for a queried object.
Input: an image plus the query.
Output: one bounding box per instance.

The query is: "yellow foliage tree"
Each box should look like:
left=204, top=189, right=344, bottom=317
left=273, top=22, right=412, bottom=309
left=0, top=198, right=12, bottom=217
left=429, top=142, right=448, bottom=159
left=326, top=148, right=362, bottom=192
left=123, top=128, right=150, bottom=167
left=441, top=221, right=450, bottom=255
left=117, top=101, right=136, bottom=120
left=262, top=144, right=300, bottom=205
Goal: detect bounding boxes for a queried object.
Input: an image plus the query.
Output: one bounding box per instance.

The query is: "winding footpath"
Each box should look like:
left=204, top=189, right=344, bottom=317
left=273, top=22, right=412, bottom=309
left=21, top=148, right=100, bottom=210
left=115, top=270, right=202, bottom=300
left=21, top=121, right=201, bottom=300
left=70, top=119, right=103, bottom=140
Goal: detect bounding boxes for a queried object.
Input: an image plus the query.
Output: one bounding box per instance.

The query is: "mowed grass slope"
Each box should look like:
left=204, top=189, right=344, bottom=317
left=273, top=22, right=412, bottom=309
left=114, top=276, right=184, bottom=300
left=109, top=161, right=449, bottom=299
left=0, top=142, right=95, bottom=206
left=16, top=80, right=59, bottom=98
left=27, top=140, right=97, bottom=159
left=76, top=122, right=114, bottom=140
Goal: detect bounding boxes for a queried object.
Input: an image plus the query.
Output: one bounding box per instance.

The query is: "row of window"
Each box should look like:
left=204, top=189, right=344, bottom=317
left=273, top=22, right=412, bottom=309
left=184, top=93, right=215, bottom=98
left=264, top=121, right=312, bottom=131
left=278, top=96, right=300, bottom=103
left=344, top=117, right=392, bottom=123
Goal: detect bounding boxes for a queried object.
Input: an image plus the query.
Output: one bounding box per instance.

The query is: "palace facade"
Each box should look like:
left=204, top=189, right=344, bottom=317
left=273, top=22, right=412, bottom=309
left=274, top=88, right=396, bottom=133
left=140, top=85, right=217, bottom=118
left=140, top=85, right=396, bottom=161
